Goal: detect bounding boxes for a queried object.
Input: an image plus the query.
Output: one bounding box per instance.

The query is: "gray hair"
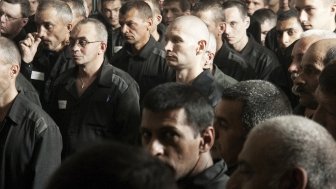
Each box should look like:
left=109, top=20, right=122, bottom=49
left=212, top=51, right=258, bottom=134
left=0, top=37, right=21, bottom=66
left=250, top=115, right=336, bottom=188
left=221, top=80, right=292, bottom=130
left=37, top=0, right=73, bottom=25
left=300, top=29, right=336, bottom=39
left=73, top=18, right=108, bottom=43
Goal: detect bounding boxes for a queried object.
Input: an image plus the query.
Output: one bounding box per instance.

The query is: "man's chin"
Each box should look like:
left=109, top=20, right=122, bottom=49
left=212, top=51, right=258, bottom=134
left=299, top=97, right=318, bottom=110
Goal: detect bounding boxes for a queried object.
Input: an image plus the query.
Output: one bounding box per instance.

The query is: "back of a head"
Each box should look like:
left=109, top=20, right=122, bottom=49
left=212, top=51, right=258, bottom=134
left=144, top=0, right=161, bottom=15
left=221, top=80, right=292, bottom=129
left=46, top=142, right=177, bottom=189
left=319, top=63, right=336, bottom=96
left=253, top=8, right=276, bottom=26
left=37, top=0, right=73, bottom=24
left=0, top=37, right=21, bottom=66
left=143, top=82, right=214, bottom=134
left=306, top=39, right=336, bottom=66
left=249, top=115, right=336, bottom=188
left=61, top=0, right=87, bottom=21
left=119, top=0, right=153, bottom=20
left=164, top=0, right=191, bottom=12
left=192, top=0, right=224, bottom=23
left=300, top=29, right=336, bottom=39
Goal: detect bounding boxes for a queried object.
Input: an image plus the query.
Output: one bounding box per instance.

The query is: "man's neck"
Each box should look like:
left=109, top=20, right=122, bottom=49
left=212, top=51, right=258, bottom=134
left=0, top=87, right=18, bottom=121
left=175, top=66, right=204, bottom=84
left=78, top=57, right=104, bottom=79
left=216, top=38, right=223, bottom=53
left=230, top=34, right=249, bottom=52
left=184, top=152, right=214, bottom=178
left=151, top=29, right=160, bottom=41
left=131, top=34, right=150, bottom=54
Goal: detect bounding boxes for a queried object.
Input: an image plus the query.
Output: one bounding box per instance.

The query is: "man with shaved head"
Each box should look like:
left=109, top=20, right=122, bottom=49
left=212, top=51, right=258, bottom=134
left=294, top=38, right=336, bottom=117
left=165, top=15, right=229, bottom=106
left=295, top=0, right=336, bottom=31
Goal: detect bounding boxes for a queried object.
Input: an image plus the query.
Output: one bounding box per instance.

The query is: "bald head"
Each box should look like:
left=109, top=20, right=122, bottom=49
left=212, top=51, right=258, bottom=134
left=169, top=15, right=209, bottom=43
left=165, top=15, right=210, bottom=71
left=289, top=33, right=336, bottom=79
left=303, top=39, right=336, bottom=68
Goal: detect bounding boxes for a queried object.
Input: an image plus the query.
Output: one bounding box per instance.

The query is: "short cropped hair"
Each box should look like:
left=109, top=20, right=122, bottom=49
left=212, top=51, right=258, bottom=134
left=119, top=1, right=153, bottom=20
left=253, top=8, right=276, bottom=25
left=277, top=9, right=299, bottom=22
left=36, top=0, right=73, bottom=24
left=144, top=0, right=161, bottom=15
left=319, top=63, right=336, bottom=96
left=251, top=115, right=336, bottom=188
left=164, top=0, right=191, bottom=12
left=61, top=0, right=87, bottom=20
left=73, top=18, right=108, bottom=42
left=221, top=80, right=292, bottom=129
left=143, top=82, right=214, bottom=134
left=324, top=47, right=336, bottom=66
left=192, top=0, right=224, bottom=23
left=0, top=37, right=21, bottom=66
left=46, top=142, right=177, bottom=189
left=222, top=0, right=248, bottom=18
left=3, top=0, right=30, bottom=18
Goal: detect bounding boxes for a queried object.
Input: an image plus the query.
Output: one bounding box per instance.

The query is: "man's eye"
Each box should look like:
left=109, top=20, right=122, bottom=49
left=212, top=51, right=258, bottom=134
left=141, top=131, right=151, bottom=142
left=79, top=39, right=88, bottom=46
left=45, top=24, right=53, bottom=30
left=215, top=118, right=228, bottom=130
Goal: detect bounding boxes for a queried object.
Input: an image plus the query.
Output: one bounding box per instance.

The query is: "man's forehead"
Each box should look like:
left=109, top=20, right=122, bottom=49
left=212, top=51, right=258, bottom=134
left=295, top=0, right=325, bottom=7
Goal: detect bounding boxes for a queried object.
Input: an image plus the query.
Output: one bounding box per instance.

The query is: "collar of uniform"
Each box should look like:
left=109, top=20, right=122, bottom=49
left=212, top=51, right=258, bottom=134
left=240, top=33, right=255, bottom=57
left=97, top=59, right=116, bottom=87
left=6, top=92, right=29, bottom=126
left=178, top=159, right=228, bottom=187
left=124, top=36, right=156, bottom=59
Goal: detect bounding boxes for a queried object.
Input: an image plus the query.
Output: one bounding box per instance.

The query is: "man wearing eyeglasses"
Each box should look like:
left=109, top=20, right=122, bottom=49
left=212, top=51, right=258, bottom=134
left=49, top=18, right=141, bottom=159
left=19, top=0, right=74, bottom=109
left=0, top=0, right=29, bottom=43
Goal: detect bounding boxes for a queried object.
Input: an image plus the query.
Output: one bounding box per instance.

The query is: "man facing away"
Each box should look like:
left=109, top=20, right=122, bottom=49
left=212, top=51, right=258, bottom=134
left=0, top=37, right=62, bottom=189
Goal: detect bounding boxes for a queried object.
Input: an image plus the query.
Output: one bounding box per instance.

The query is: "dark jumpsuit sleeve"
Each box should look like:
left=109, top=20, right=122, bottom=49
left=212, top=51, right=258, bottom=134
left=31, top=119, right=62, bottom=189
left=115, top=80, right=141, bottom=145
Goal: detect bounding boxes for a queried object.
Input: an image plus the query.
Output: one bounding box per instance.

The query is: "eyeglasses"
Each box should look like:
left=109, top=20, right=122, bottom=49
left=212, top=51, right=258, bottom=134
left=0, top=11, right=22, bottom=22
left=69, top=38, right=103, bottom=48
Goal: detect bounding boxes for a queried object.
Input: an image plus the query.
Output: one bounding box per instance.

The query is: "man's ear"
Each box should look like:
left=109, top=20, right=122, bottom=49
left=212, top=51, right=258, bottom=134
left=21, top=18, right=28, bottom=27
left=147, top=17, right=153, bottom=31
left=218, top=22, right=225, bottom=35
left=244, top=16, right=250, bottom=29
left=196, top=40, right=207, bottom=55
left=184, top=10, right=191, bottom=16
left=156, top=14, right=162, bottom=24
left=279, top=167, right=308, bottom=189
left=98, top=42, right=107, bottom=55
left=10, top=64, right=20, bottom=79
left=330, top=3, right=336, bottom=15
left=199, top=126, right=215, bottom=153
left=67, top=23, right=73, bottom=32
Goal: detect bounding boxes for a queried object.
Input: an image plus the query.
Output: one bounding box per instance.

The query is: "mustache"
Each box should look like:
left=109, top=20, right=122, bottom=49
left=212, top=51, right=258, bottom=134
left=292, top=85, right=307, bottom=96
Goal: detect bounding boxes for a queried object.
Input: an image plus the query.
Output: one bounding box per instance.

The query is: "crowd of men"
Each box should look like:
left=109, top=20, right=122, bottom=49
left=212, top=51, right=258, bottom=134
left=1, top=0, right=336, bottom=188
